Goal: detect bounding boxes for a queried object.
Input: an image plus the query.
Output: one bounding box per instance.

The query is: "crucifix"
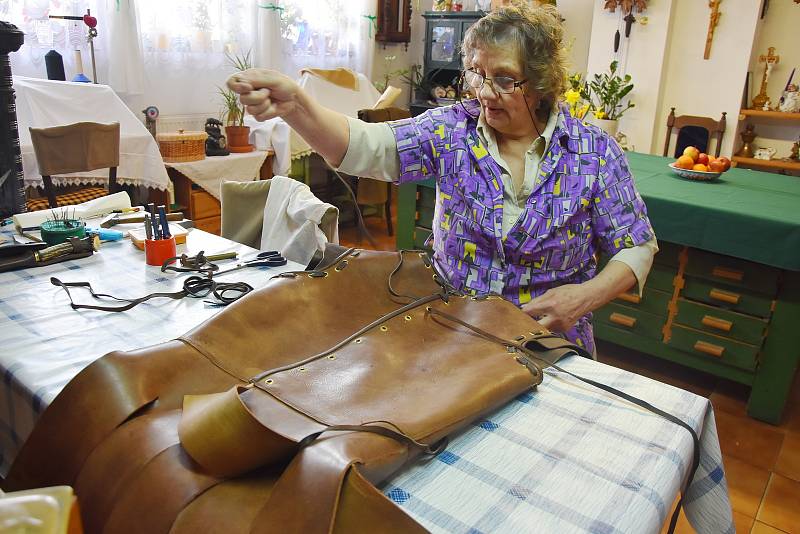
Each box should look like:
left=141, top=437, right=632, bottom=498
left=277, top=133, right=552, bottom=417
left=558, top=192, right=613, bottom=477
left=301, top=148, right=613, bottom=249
left=704, top=0, right=721, bottom=60
left=752, top=47, right=780, bottom=110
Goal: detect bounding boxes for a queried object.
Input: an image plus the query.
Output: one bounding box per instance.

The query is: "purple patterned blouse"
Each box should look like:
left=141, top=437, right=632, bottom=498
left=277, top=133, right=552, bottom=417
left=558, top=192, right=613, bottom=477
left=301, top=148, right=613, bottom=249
left=388, top=100, right=654, bottom=353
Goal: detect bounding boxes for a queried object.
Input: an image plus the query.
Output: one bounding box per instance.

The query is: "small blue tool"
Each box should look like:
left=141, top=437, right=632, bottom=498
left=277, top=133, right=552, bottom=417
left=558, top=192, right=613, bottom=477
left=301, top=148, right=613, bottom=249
left=85, top=227, right=124, bottom=241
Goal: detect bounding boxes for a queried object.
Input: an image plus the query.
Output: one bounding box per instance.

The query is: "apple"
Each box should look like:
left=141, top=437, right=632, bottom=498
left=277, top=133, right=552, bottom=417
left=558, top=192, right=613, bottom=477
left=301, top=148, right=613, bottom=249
left=683, top=146, right=700, bottom=162
left=708, top=159, right=725, bottom=173
left=676, top=155, right=695, bottom=169
left=717, top=156, right=731, bottom=172
left=697, top=153, right=709, bottom=166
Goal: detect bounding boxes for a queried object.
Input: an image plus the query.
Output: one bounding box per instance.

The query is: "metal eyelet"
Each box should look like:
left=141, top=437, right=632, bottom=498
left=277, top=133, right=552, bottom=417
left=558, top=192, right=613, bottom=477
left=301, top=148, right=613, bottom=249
left=380, top=325, right=388, bottom=332
left=354, top=338, right=363, bottom=344
left=515, top=335, right=526, bottom=341
left=334, top=260, right=348, bottom=271
left=404, top=315, right=412, bottom=321
left=298, top=367, right=307, bottom=372
left=309, top=271, right=328, bottom=278
left=327, top=354, right=336, bottom=360
left=425, top=306, right=432, bottom=312
left=265, top=379, right=273, bottom=385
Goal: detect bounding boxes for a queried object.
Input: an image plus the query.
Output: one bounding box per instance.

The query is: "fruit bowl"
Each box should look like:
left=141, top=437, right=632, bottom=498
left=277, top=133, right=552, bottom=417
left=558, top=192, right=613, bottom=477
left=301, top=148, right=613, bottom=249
left=668, top=163, right=722, bottom=181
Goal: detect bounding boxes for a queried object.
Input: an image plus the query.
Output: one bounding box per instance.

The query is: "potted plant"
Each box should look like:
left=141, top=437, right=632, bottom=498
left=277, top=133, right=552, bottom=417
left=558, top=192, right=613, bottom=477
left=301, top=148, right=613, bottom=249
left=219, top=49, right=253, bottom=152
left=583, top=60, right=635, bottom=137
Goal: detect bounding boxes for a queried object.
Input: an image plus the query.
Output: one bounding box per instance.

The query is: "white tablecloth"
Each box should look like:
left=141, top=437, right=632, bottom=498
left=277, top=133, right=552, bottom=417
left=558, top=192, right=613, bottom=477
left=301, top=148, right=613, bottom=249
left=165, top=151, right=269, bottom=200
left=0, top=225, right=734, bottom=533
left=13, top=76, right=169, bottom=191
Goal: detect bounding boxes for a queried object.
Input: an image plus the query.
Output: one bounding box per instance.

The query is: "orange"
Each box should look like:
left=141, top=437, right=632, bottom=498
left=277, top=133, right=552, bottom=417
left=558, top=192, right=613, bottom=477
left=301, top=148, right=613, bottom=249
left=692, top=163, right=708, bottom=172
left=676, top=155, right=695, bottom=169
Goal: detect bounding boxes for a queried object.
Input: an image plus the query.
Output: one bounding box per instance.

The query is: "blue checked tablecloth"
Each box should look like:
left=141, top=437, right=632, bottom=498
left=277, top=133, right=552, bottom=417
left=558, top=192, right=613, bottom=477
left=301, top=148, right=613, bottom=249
left=0, top=225, right=733, bottom=533
left=0, top=223, right=307, bottom=477
left=383, top=356, right=733, bottom=534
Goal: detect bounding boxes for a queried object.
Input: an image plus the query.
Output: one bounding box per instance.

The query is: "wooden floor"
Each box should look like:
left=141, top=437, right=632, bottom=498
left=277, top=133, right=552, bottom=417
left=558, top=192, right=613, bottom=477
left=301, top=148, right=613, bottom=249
left=339, top=196, right=800, bottom=534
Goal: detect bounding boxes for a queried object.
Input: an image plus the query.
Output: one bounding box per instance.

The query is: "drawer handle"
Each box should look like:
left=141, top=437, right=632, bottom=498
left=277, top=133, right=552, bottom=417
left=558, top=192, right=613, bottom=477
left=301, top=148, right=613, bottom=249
left=711, top=266, right=744, bottom=282
left=701, top=315, right=733, bottom=332
left=609, top=312, right=637, bottom=328
left=693, top=340, right=725, bottom=358
left=709, top=288, right=740, bottom=305
left=616, top=292, right=641, bottom=304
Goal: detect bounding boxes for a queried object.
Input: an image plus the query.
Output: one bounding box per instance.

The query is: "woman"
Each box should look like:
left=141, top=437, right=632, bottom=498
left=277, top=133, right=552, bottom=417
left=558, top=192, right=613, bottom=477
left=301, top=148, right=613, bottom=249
left=227, top=2, right=657, bottom=356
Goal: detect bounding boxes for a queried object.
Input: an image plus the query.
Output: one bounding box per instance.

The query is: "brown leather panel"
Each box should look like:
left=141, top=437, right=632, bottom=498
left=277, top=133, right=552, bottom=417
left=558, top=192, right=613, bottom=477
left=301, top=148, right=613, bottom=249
left=6, top=341, right=233, bottom=489
left=252, top=432, right=409, bottom=534
left=169, top=468, right=281, bottom=534
left=333, top=467, right=428, bottom=534
left=178, top=386, right=295, bottom=478
left=102, top=444, right=219, bottom=534
left=75, top=410, right=182, bottom=534
left=180, top=250, right=441, bottom=380
left=264, top=296, right=539, bottom=440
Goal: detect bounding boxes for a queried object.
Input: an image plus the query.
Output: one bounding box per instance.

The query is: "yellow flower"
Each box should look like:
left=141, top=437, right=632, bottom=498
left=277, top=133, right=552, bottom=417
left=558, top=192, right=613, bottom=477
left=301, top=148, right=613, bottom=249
left=564, top=89, right=581, bottom=106
left=593, top=110, right=606, bottom=119
left=577, top=104, right=589, bottom=119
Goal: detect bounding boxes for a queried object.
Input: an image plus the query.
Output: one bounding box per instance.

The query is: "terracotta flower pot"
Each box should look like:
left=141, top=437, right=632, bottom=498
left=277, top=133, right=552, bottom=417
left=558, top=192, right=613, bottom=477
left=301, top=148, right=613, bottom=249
left=225, top=125, right=253, bottom=153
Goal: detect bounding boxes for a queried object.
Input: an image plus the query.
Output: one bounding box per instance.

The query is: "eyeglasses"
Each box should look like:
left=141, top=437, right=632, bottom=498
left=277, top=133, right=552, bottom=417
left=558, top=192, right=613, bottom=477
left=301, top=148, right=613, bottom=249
left=463, top=69, right=528, bottom=95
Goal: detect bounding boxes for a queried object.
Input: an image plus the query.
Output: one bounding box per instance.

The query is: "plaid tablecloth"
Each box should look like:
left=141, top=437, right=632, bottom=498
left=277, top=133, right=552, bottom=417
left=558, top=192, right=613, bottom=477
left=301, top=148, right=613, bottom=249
left=0, top=225, right=733, bottom=533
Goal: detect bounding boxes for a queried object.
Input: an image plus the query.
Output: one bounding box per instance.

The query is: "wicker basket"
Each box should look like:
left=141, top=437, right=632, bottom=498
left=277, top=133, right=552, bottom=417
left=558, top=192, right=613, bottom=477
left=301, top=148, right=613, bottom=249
left=157, top=129, right=207, bottom=163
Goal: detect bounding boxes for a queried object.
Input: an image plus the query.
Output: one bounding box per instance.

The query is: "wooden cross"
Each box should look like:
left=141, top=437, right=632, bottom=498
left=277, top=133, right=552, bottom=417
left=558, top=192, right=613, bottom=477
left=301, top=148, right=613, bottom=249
left=704, top=0, right=722, bottom=60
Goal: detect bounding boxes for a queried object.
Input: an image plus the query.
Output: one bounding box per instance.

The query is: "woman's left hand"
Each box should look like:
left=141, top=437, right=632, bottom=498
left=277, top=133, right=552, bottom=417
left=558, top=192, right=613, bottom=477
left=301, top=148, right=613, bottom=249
left=521, top=284, right=594, bottom=333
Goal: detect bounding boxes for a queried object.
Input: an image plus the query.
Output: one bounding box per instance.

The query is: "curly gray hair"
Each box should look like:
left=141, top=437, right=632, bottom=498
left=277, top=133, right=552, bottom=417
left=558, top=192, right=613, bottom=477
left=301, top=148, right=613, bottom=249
left=461, top=2, right=568, bottom=114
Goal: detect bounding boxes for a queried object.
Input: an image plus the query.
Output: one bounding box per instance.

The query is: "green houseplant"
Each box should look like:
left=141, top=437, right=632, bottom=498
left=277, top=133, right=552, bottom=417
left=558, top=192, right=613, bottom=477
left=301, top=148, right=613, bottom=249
left=583, top=60, right=634, bottom=135
left=218, top=49, right=253, bottom=152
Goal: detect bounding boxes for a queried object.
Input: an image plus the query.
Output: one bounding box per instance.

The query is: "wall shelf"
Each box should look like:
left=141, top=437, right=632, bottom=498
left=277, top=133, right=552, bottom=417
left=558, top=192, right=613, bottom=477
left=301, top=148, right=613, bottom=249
left=732, top=156, right=800, bottom=171
left=738, top=109, right=800, bottom=121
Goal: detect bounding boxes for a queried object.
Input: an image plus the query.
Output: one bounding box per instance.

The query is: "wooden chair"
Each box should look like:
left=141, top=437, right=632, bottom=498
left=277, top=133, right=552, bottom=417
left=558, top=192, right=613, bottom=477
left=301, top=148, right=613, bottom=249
left=27, top=121, right=120, bottom=211
left=354, top=107, right=412, bottom=237
left=220, top=179, right=338, bottom=251
left=663, top=108, right=726, bottom=158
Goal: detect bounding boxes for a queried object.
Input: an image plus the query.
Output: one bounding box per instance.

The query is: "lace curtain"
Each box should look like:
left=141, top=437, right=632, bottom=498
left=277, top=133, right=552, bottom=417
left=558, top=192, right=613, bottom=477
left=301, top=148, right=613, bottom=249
left=137, top=0, right=255, bottom=71
left=2, top=0, right=108, bottom=81
left=2, top=0, right=377, bottom=99
left=257, top=0, right=375, bottom=79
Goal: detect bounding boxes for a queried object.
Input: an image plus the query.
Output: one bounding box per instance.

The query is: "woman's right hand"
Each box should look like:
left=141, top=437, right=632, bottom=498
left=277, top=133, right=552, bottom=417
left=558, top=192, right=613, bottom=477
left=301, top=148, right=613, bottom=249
left=226, top=69, right=301, bottom=122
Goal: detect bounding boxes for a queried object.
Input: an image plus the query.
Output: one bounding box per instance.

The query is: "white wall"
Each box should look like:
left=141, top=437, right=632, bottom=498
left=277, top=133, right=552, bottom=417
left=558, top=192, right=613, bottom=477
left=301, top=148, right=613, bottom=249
left=586, top=0, right=675, bottom=155
left=557, top=0, right=594, bottom=74
left=584, top=0, right=762, bottom=158
left=654, top=0, right=761, bottom=157
left=740, top=1, right=800, bottom=161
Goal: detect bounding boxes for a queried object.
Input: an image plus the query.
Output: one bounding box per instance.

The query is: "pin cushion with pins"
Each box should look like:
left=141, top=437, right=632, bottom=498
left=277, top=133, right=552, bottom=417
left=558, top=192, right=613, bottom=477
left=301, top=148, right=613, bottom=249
left=40, top=219, right=86, bottom=246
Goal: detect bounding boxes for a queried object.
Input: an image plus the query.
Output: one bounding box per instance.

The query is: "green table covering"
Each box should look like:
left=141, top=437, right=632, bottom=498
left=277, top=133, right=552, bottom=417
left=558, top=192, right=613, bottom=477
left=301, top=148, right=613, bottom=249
left=627, top=152, right=800, bottom=271
left=405, top=152, right=800, bottom=271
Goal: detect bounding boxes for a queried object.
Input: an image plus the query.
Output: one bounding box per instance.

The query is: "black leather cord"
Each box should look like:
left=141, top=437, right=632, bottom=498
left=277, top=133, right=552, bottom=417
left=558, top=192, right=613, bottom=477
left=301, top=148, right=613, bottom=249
left=51, top=275, right=253, bottom=311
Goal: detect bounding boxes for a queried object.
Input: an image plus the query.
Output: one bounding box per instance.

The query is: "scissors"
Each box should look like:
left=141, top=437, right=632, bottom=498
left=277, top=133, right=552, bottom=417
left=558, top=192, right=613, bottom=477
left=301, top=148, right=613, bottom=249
left=213, top=250, right=287, bottom=277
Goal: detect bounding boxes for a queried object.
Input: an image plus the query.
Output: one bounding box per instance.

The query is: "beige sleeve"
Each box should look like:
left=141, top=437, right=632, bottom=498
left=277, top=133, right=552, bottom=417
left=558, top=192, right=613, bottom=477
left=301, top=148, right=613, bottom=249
left=335, top=117, right=400, bottom=182
left=608, top=238, right=659, bottom=296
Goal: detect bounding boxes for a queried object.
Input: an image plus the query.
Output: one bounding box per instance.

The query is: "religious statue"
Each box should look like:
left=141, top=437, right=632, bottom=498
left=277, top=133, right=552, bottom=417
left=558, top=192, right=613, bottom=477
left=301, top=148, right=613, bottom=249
left=779, top=83, right=800, bottom=113
left=205, top=118, right=230, bottom=157
left=752, top=47, right=779, bottom=110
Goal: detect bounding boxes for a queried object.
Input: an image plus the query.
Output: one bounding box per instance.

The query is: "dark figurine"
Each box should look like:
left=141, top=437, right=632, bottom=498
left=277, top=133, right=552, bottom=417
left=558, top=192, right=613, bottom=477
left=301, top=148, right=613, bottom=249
left=205, top=118, right=230, bottom=156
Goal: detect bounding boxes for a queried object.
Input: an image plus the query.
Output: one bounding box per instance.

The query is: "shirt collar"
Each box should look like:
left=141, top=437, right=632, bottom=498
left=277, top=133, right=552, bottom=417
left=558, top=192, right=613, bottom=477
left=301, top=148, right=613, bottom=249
left=476, top=104, right=560, bottom=154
